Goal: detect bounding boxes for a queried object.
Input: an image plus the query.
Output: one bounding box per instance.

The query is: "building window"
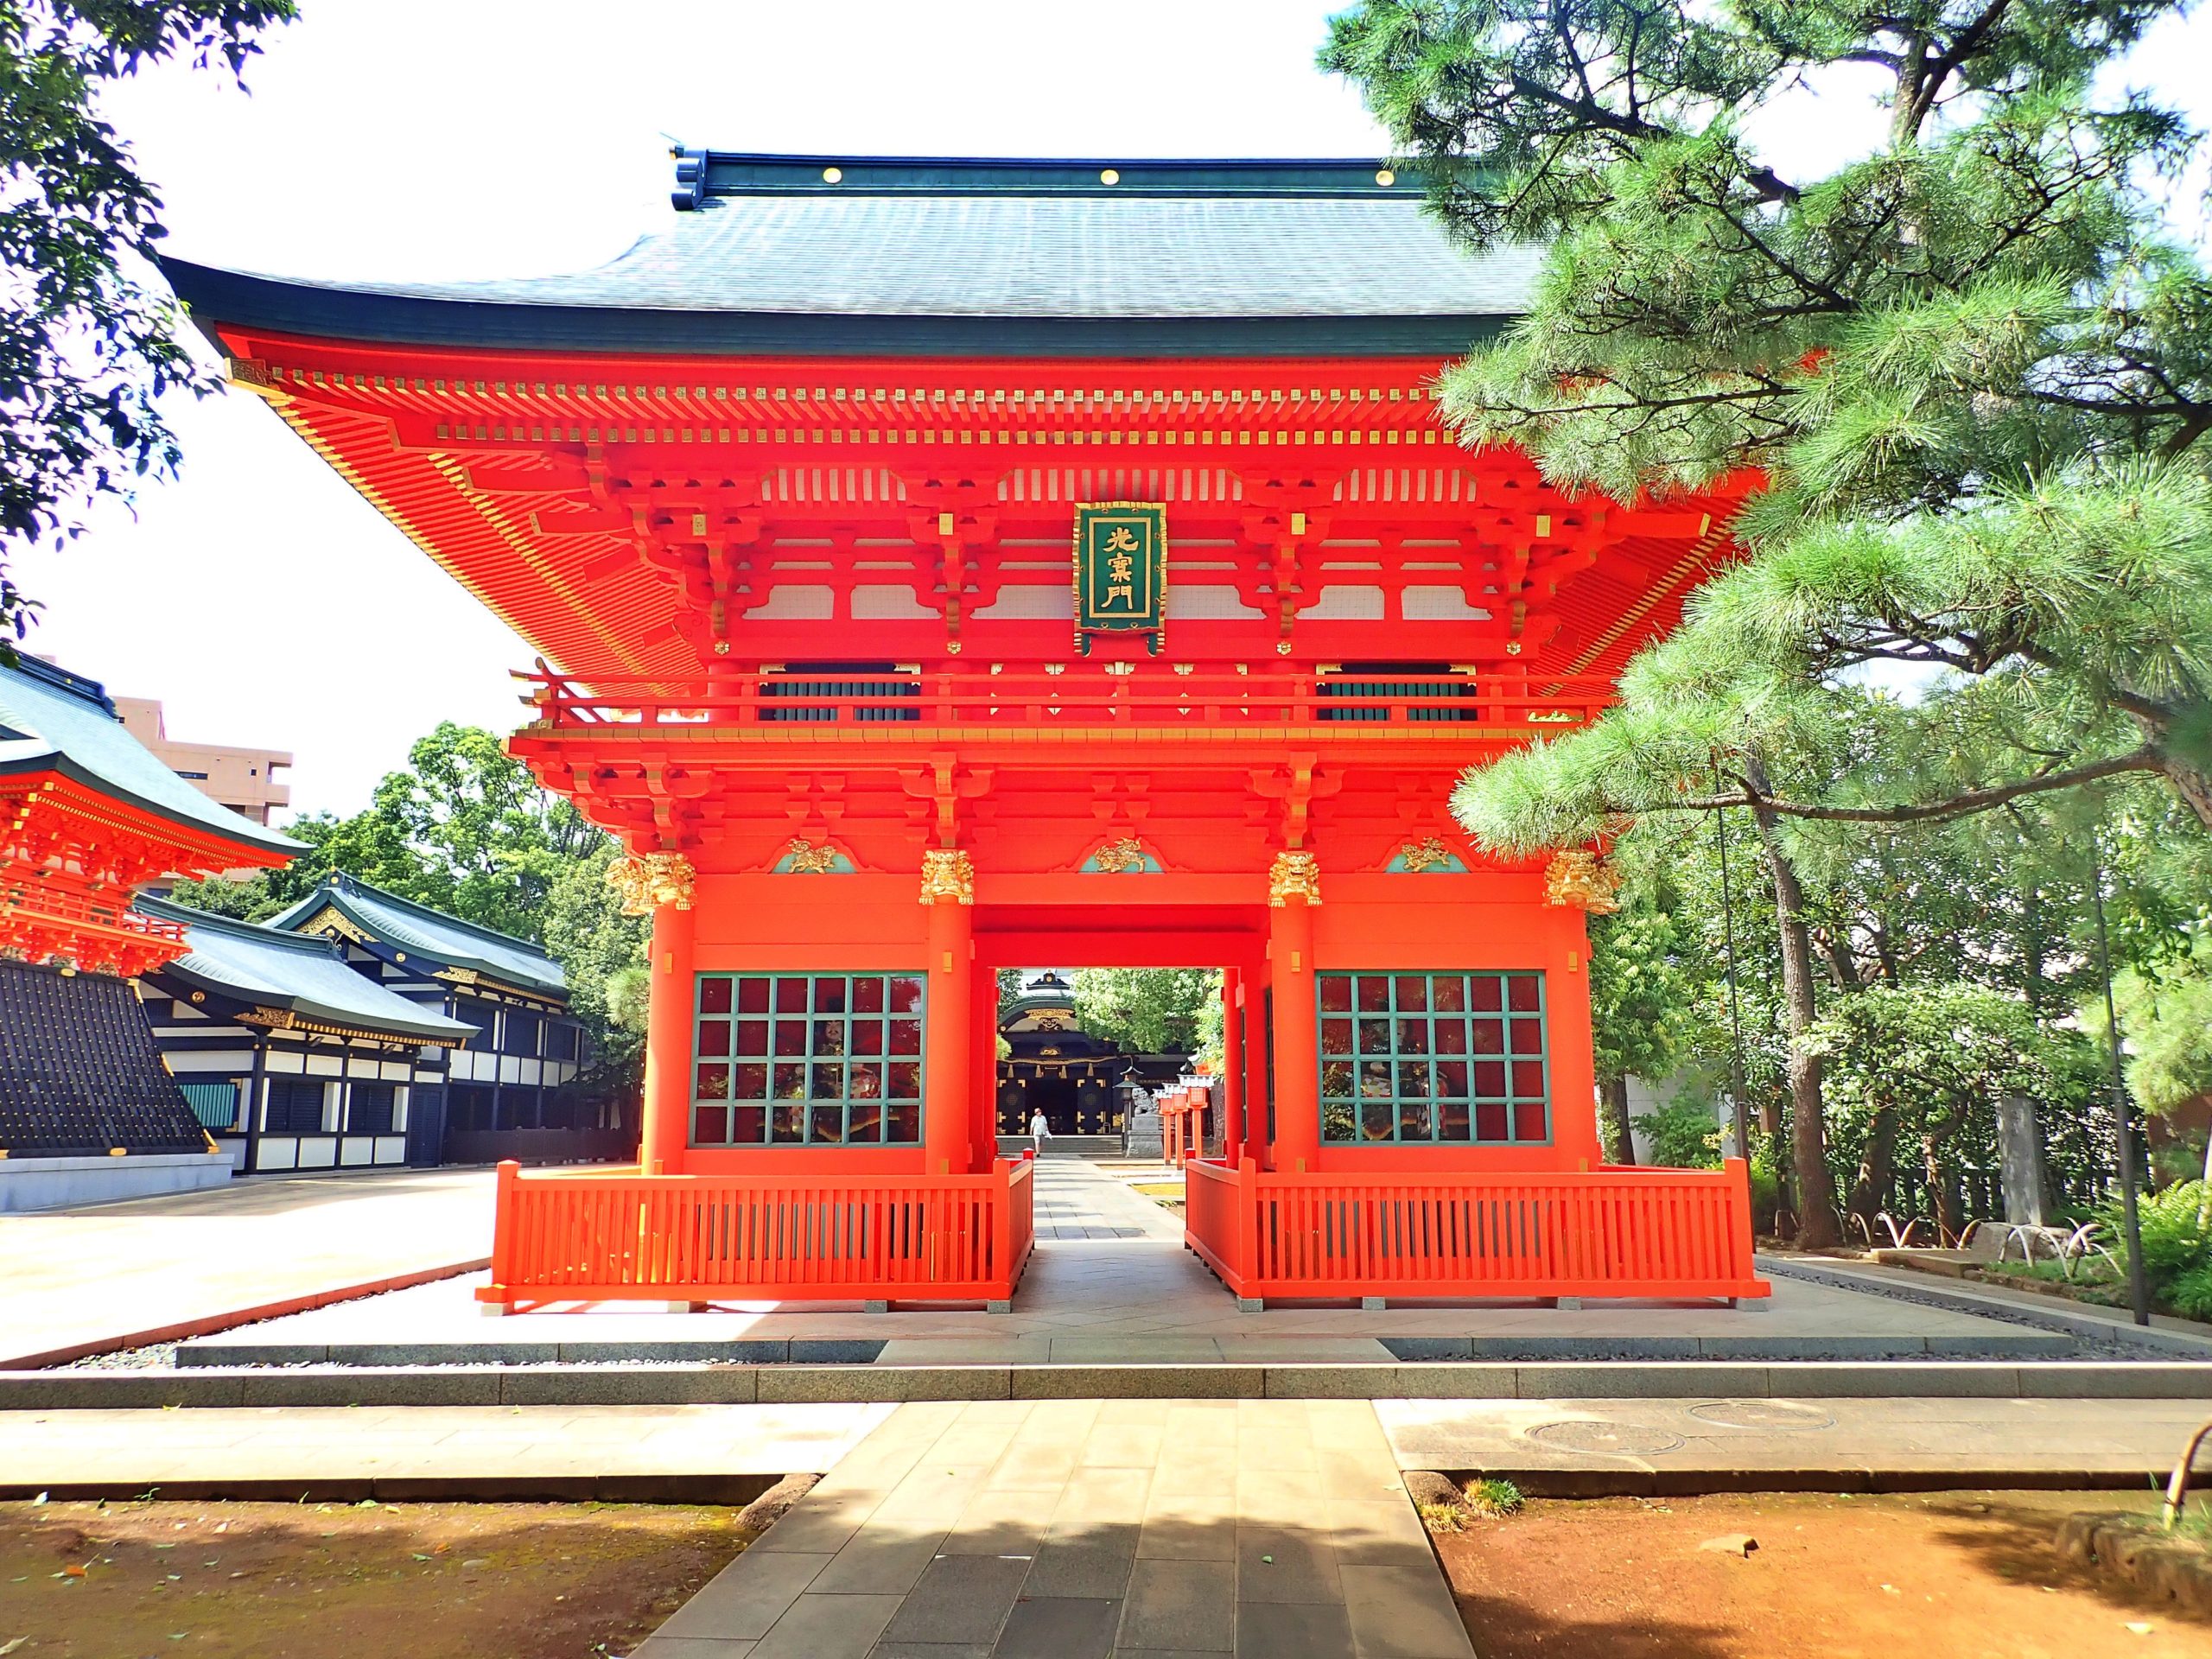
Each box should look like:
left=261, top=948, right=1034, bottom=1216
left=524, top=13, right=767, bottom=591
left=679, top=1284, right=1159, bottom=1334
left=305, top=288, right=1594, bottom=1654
left=691, top=973, right=925, bottom=1147
left=348, top=1083, right=396, bottom=1135
left=264, top=1077, right=327, bottom=1134
left=1317, top=972, right=1549, bottom=1145
left=179, top=1080, right=239, bottom=1131
left=448, top=1083, right=493, bottom=1132
left=505, top=1006, right=543, bottom=1058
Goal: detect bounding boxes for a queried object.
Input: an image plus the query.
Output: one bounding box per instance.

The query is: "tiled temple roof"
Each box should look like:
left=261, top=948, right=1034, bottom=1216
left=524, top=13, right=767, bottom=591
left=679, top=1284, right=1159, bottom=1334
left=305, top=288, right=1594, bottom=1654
left=137, top=893, right=474, bottom=1043
left=264, top=873, right=567, bottom=999
left=0, top=657, right=299, bottom=855
left=163, top=155, right=1538, bottom=358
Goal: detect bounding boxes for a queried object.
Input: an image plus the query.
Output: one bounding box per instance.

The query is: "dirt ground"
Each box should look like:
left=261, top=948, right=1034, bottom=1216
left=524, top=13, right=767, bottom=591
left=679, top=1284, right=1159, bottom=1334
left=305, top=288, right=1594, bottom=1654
left=0, top=1497, right=753, bottom=1659
left=1440, top=1490, right=2212, bottom=1659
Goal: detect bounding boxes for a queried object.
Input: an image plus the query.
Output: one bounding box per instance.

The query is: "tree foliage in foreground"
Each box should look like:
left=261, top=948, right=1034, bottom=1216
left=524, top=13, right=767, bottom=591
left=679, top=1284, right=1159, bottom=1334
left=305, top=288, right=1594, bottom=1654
left=1326, top=0, right=2212, bottom=1243
left=0, top=0, right=295, bottom=646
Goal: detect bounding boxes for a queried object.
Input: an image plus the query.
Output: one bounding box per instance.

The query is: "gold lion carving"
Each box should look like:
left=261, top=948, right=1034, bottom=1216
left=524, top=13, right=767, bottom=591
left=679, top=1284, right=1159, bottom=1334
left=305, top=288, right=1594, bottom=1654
left=918, top=849, right=976, bottom=906
left=1268, top=850, right=1322, bottom=907
left=605, top=851, right=697, bottom=915
left=1543, top=849, right=1622, bottom=914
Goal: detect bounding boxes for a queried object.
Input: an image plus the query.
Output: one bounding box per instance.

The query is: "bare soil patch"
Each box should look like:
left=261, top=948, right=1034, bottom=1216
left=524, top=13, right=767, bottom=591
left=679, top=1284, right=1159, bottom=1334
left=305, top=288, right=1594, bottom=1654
left=0, top=1497, right=752, bottom=1658
left=1438, top=1489, right=2212, bottom=1659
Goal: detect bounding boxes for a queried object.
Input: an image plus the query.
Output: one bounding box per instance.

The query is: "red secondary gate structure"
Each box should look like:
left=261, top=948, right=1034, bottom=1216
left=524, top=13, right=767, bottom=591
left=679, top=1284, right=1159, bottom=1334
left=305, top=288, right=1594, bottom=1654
left=168, top=152, right=1770, bottom=1310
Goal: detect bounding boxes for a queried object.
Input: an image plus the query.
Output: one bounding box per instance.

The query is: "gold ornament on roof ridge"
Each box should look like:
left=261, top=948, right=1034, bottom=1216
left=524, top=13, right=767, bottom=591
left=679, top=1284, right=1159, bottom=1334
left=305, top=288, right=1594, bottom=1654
left=1543, top=848, right=1622, bottom=914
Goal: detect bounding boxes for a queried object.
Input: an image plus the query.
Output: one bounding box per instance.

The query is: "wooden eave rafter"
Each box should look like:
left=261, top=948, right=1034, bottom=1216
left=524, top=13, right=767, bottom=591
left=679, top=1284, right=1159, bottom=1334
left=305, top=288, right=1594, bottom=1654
left=208, top=324, right=1756, bottom=690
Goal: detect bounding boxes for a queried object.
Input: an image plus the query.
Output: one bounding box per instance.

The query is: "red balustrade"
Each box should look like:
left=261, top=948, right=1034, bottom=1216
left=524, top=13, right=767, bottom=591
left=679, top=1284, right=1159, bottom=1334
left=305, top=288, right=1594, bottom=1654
left=516, top=667, right=1618, bottom=735
left=1183, top=1158, right=1769, bottom=1304
left=477, top=1155, right=1035, bottom=1310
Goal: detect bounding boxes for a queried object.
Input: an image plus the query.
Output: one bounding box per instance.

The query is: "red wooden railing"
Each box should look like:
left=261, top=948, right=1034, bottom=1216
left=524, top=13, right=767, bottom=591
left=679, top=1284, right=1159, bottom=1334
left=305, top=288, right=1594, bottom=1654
left=0, top=877, right=189, bottom=978
left=1184, top=1158, right=1769, bottom=1304
left=477, top=1156, right=1036, bottom=1309
left=515, top=666, right=1618, bottom=734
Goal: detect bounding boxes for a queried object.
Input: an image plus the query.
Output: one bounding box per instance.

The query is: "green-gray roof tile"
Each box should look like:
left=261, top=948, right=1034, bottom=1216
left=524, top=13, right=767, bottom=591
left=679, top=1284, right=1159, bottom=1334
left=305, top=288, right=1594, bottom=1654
left=0, top=658, right=299, bottom=856
left=137, top=894, right=474, bottom=1043
left=264, top=874, right=566, bottom=998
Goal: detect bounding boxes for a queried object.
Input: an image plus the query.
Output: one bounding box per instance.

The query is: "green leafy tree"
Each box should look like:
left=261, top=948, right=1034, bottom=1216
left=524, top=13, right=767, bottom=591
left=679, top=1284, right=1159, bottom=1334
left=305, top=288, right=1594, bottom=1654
left=1807, top=982, right=2092, bottom=1236
left=1071, top=968, right=1221, bottom=1056
left=1325, top=0, right=2210, bottom=1243
left=541, top=840, right=651, bottom=1059
left=1587, top=895, right=1706, bottom=1162
left=0, top=0, right=295, bottom=645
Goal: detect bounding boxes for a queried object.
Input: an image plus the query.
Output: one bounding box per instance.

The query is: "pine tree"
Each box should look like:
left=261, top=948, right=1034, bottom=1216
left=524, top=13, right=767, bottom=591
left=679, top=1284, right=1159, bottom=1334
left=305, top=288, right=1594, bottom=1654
left=1325, top=0, right=2211, bottom=1243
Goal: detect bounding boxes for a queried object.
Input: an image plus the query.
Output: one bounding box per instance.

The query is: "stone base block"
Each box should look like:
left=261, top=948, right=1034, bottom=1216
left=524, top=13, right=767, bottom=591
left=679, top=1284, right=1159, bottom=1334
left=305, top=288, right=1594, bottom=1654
left=0, top=1152, right=231, bottom=1213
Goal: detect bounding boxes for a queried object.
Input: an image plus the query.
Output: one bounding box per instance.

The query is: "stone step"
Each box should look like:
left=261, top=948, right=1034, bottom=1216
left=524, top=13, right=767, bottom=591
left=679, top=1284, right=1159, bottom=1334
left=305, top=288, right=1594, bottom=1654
left=995, top=1134, right=1122, bottom=1157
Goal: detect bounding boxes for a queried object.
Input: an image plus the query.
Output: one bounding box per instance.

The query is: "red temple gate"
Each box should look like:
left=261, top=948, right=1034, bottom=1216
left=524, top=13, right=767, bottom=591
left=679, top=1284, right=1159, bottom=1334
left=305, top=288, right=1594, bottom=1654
left=166, top=153, right=1769, bottom=1310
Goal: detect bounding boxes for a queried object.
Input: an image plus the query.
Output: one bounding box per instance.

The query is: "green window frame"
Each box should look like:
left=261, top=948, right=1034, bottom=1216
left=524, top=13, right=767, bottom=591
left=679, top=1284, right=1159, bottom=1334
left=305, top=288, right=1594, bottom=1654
left=690, top=972, right=925, bottom=1147
left=1317, top=971, right=1550, bottom=1146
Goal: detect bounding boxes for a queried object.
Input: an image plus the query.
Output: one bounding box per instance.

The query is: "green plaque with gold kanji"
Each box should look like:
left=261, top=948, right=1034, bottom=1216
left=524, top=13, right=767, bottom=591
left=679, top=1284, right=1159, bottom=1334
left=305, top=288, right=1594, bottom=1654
left=1072, top=501, right=1167, bottom=654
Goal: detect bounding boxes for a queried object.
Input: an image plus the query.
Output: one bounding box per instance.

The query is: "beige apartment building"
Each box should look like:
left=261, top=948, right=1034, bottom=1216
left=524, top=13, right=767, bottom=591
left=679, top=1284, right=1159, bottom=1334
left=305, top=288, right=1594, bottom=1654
left=114, top=697, right=291, bottom=826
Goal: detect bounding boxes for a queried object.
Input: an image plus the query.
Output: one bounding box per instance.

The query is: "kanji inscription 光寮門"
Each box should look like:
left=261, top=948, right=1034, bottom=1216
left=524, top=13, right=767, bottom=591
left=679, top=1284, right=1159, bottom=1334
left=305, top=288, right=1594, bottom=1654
left=1073, top=501, right=1166, bottom=653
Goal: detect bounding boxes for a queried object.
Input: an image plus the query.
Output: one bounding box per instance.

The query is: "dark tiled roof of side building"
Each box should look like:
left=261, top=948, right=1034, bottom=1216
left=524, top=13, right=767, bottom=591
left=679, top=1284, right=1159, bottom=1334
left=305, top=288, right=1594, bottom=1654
left=136, top=893, right=474, bottom=1045
left=263, top=873, right=568, bottom=1000
left=161, top=155, right=1540, bottom=358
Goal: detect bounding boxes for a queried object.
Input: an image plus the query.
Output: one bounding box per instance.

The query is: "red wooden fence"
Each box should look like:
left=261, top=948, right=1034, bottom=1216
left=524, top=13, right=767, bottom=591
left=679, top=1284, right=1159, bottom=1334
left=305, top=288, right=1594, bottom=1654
left=477, top=1156, right=1035, bottom=1310
left=1184, top=1158, right=1768, bottom=1304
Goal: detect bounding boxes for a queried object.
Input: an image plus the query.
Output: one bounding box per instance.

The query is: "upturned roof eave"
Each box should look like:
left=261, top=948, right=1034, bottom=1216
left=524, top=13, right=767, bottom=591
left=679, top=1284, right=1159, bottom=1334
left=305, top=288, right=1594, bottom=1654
left=161, top=257, right=1510, bottom=361
left=0, top=747, right=302, bottom=859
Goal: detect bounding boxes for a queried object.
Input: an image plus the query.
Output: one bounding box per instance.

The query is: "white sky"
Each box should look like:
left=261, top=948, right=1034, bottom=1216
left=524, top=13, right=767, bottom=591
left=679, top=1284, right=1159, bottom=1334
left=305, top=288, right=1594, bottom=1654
left=19, top=0, right=2211, bottom=820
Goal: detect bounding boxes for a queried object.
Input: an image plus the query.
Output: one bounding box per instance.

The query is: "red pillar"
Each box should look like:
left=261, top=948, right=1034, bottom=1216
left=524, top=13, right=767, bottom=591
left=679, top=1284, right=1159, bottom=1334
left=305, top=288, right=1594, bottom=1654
left=922, top=851, right=976, bottom=1176
left=639, top=899, right=696, bottom=1175
left=1268, top=853, right=1321, bottom=1173
left=1219, top=968, right=1246, bottom=1161
left=969, top=958, right=1000, bottom=1170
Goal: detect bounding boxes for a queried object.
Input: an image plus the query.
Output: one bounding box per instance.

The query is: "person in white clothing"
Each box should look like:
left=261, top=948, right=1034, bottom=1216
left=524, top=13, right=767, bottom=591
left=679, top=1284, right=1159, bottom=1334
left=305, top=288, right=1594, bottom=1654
left=1029, top=1109, right=1051, bottom=1154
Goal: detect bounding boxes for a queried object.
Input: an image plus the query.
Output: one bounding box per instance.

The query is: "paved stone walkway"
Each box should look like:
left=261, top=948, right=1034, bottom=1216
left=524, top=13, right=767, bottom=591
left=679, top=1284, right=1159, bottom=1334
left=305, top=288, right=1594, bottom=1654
left=0, top=1402, right=893, bottom=1496
left=4, top=1395, right=2202, bottom=1502
left=633, top=1397, right=1472, bottom=1659
left=185, top=1159, right=2064, bottom=1365
left=0, top=1166, right=495, bottom=1366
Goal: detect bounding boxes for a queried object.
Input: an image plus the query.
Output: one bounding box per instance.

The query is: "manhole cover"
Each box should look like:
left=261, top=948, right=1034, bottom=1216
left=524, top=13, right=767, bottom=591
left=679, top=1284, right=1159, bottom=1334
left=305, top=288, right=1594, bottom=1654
left=1687, top=1400, right=1836, bottom=1432
left=1527, top=1420, right=1684, bottom=1456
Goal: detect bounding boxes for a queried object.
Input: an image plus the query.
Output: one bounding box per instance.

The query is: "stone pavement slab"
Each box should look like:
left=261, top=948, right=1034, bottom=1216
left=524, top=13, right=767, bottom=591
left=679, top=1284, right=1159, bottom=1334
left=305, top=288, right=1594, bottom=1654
left=0, top=1402, right=893, bottom=1499
left=0, top=1165, right=498, bottom=1366
left=629, top=1397, right=1475, bottom=1659
left=1376, top=1394, right=2212, bottom=1492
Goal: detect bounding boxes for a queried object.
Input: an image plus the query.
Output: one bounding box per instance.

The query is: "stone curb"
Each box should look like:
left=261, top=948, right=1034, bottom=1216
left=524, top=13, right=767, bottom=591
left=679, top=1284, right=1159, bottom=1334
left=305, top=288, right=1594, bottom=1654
left=173, top=1331, right=2072, bottom=1369
left=0, top=1258, right=493, bottom=1371
left=2056, top=1511, right=2212, bottom=1613
left=0, top=1471, right=786, bottom=1504
left=1763, top=1256, right=2212, bottom=1356
left=7, top=1358, right=2210, bottom=1409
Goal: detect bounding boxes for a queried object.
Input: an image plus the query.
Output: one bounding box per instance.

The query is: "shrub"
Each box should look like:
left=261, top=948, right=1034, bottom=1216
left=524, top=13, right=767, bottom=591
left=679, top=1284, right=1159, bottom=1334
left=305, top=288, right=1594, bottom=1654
left=1466, top=1478, right=1524, bottom=1518
left=1632, top=1093, right=1725, bottom=1170
left=2168, top=1263, right=2212, bottom=1324
left=2109, top=1180, right=2212, bottom=1287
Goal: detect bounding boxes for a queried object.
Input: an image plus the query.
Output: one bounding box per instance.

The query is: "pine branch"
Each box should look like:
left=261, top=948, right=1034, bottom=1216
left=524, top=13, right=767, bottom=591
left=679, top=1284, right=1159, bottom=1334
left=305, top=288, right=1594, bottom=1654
left=1663, top=745, right=2164, bottom=823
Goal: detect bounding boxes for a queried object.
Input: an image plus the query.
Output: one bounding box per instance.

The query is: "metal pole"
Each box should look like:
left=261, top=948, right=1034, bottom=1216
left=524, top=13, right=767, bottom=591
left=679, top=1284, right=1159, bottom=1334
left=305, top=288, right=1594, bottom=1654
left=2090, top=844, right=2152, bottom=1326
left=1714, top=810, right=1753, bottom=1167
